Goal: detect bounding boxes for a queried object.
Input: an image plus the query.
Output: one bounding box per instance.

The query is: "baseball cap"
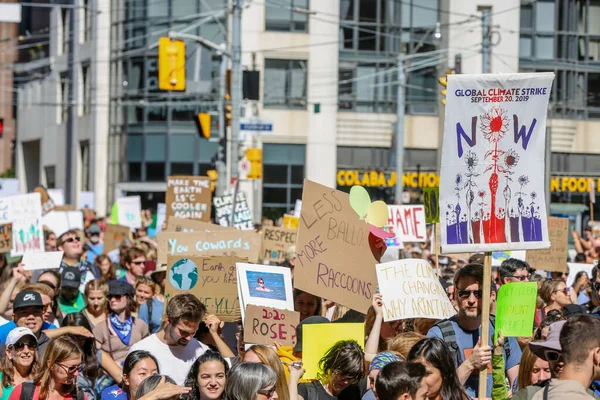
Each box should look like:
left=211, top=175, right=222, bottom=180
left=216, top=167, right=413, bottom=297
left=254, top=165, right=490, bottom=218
left=108, top=281, right=135, bottom=297
left=293, top=316, right=330, bottom=353
left=13, top=290, right=44, bottom=311
left=88, top=223, right=102, bottom=234
left=6, top=327, right=37, bottom=348
left=61, top=267, right=81, bottom=289
left=529, top=320, right=566, bottom=360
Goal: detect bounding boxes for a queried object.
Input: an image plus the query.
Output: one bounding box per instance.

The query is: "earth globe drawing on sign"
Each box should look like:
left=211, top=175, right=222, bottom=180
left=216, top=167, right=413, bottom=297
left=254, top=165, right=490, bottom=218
left=169, top=259, right=199, bottom=291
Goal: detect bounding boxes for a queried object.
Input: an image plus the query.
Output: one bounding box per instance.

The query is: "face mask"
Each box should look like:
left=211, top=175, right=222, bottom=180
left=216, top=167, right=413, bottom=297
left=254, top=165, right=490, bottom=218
left=89, top=236, right=100, bottom=244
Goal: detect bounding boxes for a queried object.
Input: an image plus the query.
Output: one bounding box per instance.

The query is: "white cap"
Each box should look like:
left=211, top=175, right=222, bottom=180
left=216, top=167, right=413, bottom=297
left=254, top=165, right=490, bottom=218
left=6, top=327, right=37, bottom=348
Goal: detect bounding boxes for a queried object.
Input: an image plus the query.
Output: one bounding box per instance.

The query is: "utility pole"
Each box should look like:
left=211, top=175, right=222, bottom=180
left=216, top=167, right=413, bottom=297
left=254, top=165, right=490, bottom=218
left=230, top=0, right=242, bottom=182
left=65, top=1, right=75, bottom=203
left=217, top=46, right=228, bottom=196
left=395, top=54, right=406, bottom=204
left=480, top=6, right=491, bottom=74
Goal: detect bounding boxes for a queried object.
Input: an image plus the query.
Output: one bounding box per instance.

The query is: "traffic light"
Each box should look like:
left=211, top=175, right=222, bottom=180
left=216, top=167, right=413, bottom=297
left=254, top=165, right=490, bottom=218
left=195, top=113, right=211, bottom=139
left=246, top=148, right=262, bottom=180
left=438, top=69, right=453, bottom=105
left=207, top=169, right=218, bottom=192
left=158, top=37, right=186, bottom=91
left=224, top=93, right=232, bottom=127
left=218, top=137, right=227, bottom=163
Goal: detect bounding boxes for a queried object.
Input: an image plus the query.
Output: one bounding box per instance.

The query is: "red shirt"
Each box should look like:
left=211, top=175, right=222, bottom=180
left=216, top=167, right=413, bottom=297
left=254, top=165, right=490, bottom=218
left=9, top=384, right=87, bottom=400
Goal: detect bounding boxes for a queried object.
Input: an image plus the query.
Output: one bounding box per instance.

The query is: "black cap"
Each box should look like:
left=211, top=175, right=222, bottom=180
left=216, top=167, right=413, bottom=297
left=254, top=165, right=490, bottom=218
left=61, top=267, right=81, bottom=289
left=13, top=290, right=44, bottom=310
left=562, top=304, right=587, bottom=318
left=108, top=281, right=134, bottom=297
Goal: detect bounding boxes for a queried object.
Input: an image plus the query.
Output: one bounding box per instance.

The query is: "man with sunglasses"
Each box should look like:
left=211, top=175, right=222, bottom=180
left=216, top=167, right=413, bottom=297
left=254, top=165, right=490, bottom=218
left=427, top=263, right=522, bottom=398
left=117, top=247, right=147, bottom=286
left=499, top=258, right=531, bottom=286
left=58, top=230, right=101, bottom=292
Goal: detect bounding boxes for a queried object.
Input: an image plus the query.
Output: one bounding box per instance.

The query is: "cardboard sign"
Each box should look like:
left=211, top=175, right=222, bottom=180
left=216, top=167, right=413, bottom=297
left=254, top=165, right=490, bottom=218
left=104, top=224, right=132, bottom=253
left=117, top=196, right=142, bottom=229
left=214, top=192, right=253, bottom=230
left=165, top=176, right=212, bottom=222
left=376, top=259, right=456, bottom=321
left=54, top=205, right=75, bottom=211
left=302, top=323, right=364, bottom=379
left=526, top=217, right=569, bottom=272
left=166, top=217, right=231, bottom=233
left=0, top=224, right=12, bottom=253
left=283, top=215, right=299, bottom=229
left=33, top=186, right=55, bottom=215
left=42, top=211, right=84, bottom=237
left=423, top=187, right=440, bottom=223
left=261, top=226, right=297, bottom=262
left=387, top=205, right=427, bottom=243
left=495, top=282, right=537, bottom=340
left=294, top=179, right=378, bottom=313
left=157, top=230, right=262, bottom=264
left=9, top=193, right=44, bottom=255
left=22, top=251, right=64, bottom=270
left=243, top=304, right=300, bottom=347
left=165, top=255, right=243, bottom=321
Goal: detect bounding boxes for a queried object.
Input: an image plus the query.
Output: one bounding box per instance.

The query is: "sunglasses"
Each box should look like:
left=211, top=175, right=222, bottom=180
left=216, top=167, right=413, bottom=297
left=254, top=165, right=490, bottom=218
left=63, top=237, right=81, bottom=244
left=553, top=288, right=568, bottom=295
left=56, top=363, right=84, bottom=375
left=507, top=275, right=531, bottom=281
left=131, top=261, right=146, bottom=265
left=544, top=349, right=562, bottom=363
left=39, top=281, right=57, bottom=291
left=11, top=341, right=37, bottom=351
left=458, top=290, right=483, bottom=299
left=257, top=387, right=277, bottom=398
left=108, top=294, right=124, bottom=300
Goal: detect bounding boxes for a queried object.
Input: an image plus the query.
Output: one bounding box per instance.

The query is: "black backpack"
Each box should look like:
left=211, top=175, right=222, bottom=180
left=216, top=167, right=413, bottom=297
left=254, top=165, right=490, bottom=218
left=20, top=382, right=85, bottom=400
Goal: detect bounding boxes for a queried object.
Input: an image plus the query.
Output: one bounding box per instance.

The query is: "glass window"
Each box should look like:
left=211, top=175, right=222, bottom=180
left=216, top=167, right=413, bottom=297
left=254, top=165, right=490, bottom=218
left=82, top=64, right=91, bottom=115
left=145, top=134, right=166, bottom=162
left=45, top=166, right=56, bottom=189
left=411, top=0, right=437, bottom=28
left=536, top=36, right=555, bottom=59
left=265, top=0, right=308, bottom=32
left=588, top=73, right=600, bottom=107
left=128, top=163, right=142, bottom=181
left=146, top=163, right=165, bottom=181
left=148, top=1, right=169, bottom=19
left=127, top=135, right=143, bottom=162
left=521, top=4, right=533, bottom=29
left=519, top=36, right=532, bottom=57
left=263, top=187, right=288, bottom=204
left=172, top=0, right=198, bottom=18
left=355, top=65, right=377, bottom=112
left=264, top=167, right=288, bottom=184
left=263, top=144, right=305, bottom=164
left=171, top=163, right=194, bottom=175
left=170, top=134, right=195, bottom=162
left=536, top=1, right=555, bottom=32
left=291, top=166, right=304, bottom=184
left=264, top=59, right=307, bottom=109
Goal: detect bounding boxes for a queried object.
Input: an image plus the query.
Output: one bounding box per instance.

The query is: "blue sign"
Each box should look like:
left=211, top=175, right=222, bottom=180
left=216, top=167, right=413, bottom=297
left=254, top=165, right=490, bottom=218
left=240, top=122, right=273, bottom=132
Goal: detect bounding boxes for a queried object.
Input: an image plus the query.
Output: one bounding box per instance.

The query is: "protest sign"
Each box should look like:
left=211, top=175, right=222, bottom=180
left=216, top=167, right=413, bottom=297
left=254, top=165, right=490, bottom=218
left=22, top=251, right=64, bottom=270
left=54, top=205, right=75, bottom=211
left=294, top=200, right=302, bottom=217
left=42, top=211, right=84, bottom=237
left=156, top=203, right=166, bottom=233
left=376, top=259, right=456, bottom=321
left=0, top=224, right=12, bottom=253
left=79, top=191, right=95, bottom=209
left=0, top=198, right=9, bottom=224
left=491, top=250, right=527, bottom=267
left=165, top=176, right=212, bottom=222
left=0, top=179, right=19, bottom=198
left=261, top=226, right=297, bottom=262
left=387, top=205, right=427, bottom=244
left=283, top=215, right=299, bottom=229
left=47, top=189, right=65, bottom=206
left=214, top=192, right=253, bottom=229
left=33, top=186, right=55, bottom=215
left=9, top=193, right=44, bottom=255
left=117, top=196, right=142, bottom=229
left=495, top=282, right=537, bottom=340
left=566, top=263, right=594, bottom=287
left=243, top=305, right=300, bottom=347
left=157, top=230, right=261, bottom=264
left=104, top=224, right=132, bottom=254
left=294, top=179, right=378, bottom=313
left=423, top=187, right=440, bottom=223
left=526, top=217, right=568, bottom=272
left=440, top=73, right=554, bottom=253
left=165, top=255, right=243, bottom=321
left=302, top=323, right=364, bottom=380
left=166, top=217, right=230, bottom=233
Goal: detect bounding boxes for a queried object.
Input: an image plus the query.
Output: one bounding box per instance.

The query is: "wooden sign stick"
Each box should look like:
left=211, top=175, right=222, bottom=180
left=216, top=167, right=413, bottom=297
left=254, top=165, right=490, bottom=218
left=478, top=251, right=493, bottom=400
left=434, top=224, right=440, bottom=274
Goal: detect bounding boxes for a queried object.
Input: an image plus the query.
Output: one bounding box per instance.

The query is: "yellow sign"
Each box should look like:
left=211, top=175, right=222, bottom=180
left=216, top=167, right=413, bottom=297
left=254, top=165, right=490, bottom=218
left=550, top=177, right=600, bottom=193
left=336, top=170, right=439, bottom=188
left=283, top=214, right=298, bottom=229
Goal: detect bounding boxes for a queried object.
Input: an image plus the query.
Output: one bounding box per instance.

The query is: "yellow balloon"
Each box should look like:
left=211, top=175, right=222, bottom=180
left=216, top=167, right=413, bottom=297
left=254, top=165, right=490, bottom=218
left=365, top=201, right=389, bottom=228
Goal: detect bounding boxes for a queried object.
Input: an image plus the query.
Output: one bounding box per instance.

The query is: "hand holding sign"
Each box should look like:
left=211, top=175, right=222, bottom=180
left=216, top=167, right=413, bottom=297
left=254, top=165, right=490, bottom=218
left=244, top=305, right=300, bottom=347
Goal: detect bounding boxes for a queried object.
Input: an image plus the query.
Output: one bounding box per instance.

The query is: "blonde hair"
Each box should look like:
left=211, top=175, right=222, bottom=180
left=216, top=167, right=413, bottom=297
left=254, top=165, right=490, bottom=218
left=36, top=336, right=82, bottom=399
left=539, top=279, right=565, bottom=304
left=23, top=283, right=53, bottom=299
left=246, top=345, right=290, bottom=400
left=386, top=332, right=425, bottom=359
left=85, top=279, right=109, bottom=313
left=135, top=276, right=157, bottom=295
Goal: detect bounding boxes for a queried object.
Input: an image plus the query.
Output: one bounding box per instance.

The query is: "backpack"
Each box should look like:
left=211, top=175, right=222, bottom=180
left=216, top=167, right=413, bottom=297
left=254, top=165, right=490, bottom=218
left=20, top=381, right=85, bottom=400
left=147, top=297, right=154, bottom=332
left=434, top=315, right=511, bottom=367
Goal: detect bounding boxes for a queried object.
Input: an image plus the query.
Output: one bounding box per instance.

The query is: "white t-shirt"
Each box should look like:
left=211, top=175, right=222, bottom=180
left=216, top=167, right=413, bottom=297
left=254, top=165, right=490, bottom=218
left=129, top=334, right=209, bottom=385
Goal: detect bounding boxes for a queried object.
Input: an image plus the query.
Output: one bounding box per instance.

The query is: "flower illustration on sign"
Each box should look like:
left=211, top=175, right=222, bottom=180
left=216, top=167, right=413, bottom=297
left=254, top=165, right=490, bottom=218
left=480, top=106, right=509, bottom=143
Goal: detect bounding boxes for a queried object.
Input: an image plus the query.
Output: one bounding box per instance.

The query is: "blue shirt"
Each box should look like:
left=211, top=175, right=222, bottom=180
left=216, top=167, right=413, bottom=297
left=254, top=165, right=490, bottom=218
left=86, top=242, right=104, bottom=263
left=138, top=297, right=164, bottom=334
left=101, top=384, right=128, bottom=400
left=578, top=291, right=591, bottom=305
left=362, top=389, right=376, bottom=400
left=0, top=320, right=56, bottom=344
left=427, top=317, right=522, bottom=398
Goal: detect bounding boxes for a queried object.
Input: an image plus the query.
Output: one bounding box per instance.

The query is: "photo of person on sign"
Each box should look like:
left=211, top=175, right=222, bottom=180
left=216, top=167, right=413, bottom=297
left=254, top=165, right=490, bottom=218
left=255, top=277, right=274, bottom=293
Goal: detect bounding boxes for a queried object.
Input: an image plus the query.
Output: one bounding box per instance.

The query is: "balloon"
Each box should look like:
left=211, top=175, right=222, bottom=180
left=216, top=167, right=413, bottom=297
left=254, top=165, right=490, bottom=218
left=349, top=186, right=371, bottom=219
left=365, top=200, right=388, bottom=228
left=369, top=224, right=395, bottom=239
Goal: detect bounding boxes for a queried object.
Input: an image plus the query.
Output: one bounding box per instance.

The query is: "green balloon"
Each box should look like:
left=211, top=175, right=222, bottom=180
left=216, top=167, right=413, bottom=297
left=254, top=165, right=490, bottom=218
left=349, top=186, right=371, bottom=219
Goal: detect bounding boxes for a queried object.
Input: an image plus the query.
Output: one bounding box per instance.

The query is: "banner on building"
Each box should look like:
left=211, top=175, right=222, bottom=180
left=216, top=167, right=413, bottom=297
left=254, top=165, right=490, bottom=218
left=439, top=73, right=554, bottom=253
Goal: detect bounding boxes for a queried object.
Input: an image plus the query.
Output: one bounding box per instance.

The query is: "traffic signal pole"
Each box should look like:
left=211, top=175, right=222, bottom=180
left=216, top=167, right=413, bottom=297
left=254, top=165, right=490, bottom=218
left=230, top=0, right=242, bottom=182
left=395, top=54, right=406, bottom=204
left=217, top=49, right=228, bottom=196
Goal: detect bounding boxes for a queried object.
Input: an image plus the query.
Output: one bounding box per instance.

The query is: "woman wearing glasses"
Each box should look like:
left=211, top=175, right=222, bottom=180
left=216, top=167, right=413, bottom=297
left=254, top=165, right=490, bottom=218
left=224, top=362, right=278, bottom=400
left=0, top=328, right=40, bottom=400
left=9, top=335, right=85, bottom=400
left=92, top=281, right=149, bottom=365
left=243, top=346, right=289, bottom=400
left=539, top=279, right=572, bottom=316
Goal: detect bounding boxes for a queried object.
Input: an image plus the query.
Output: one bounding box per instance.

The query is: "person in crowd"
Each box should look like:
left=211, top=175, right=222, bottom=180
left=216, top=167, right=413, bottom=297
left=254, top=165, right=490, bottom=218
left=183, top=351, right=229, bottom=400
left=499, top=258, right=531, bottom=286
left=533, top=311, right=566, bottom=341
left=134, top=277, right=156, bottom=310
left=0, top=267, right=29, bottom=328
left=100, top=350, right=159, bottom=400
left=224, top=362, right=277, bottom=400
left=193, top=317, right=234, bottom=359
left=84, top=223, right=104, bottom=264
left=426, top=264, right=521, bottom=398
left=94, top=255, right=116, bottom=282
left=24, top=283, right=58, bottom=328
left=0, top=291, right=51, bottom=356
left=37, top=270, right=61, bottom=300
left=0, top=327, right=40, bottom=399
left=93, top=281, right=149, bottom=365
left=118, top=248, right=147, bottom=286
left=290, top=340, right=364, bottom=400
left=83, top=279, right=108, bottom=328
left=243, top=346, right=289, bottom=400
left=58, top=230, right=101, bottom=291
left=293, top=290, right=321, bottom=323
left=44, top=231, right=57, bottom=252
left=363, top=352, right=402, bottom=400
left=8, top=335, right=85, bottom=400
left=135, top=375, right=177, bottom=400
left=57, top=268, right=86, bottom=316
left=540, top=279, right=572, bottom=316
left=280, top=247, right=296, bottom=279
left=571, top=271, right=591, bottom=306
left=136, top=376, right=191, bottom=400
left=550, top=270, right=569, bottom=282
left=138, top=265, right=166, bottom=334
left=128, top=294, right=210, bottom=385
left=386, top=332, right=424, bottom=360
left=365, top=294, right=403, bottom=355
left=407, top=338, right=468, bottom=400
left=0, top=281, right=22, bottom=328
left=517, top=345, right=552, bottom=391
left=374, top=361, right=430, bottom=400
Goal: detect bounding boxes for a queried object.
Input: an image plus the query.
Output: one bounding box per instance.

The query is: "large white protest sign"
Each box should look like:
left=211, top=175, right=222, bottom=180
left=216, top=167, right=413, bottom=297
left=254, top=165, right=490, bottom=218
left=376, top=259, right=456, bottom=321
left=42, top=211, right=84, bottom=236
left=387, top=205, right=427, bottom=245
left=0, top=179, right=19, bottom=198
left=79, top=191, right=95, bottom=209
left=0, top=198, right=10, bottom=224
left=440, top=73, right=554, bottom=253
left=9, top=193, right=44, bottom=255
left=566, top=263, right=595, bottom=288
left=117, top=196, right=142, bottom=229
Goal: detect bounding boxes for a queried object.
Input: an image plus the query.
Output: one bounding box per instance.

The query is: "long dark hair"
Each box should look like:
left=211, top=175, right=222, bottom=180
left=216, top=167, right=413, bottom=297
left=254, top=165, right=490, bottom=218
left=408, top=338, right=468, bottom=400
left=121, top=350, right=160, bottom=394
left=62, top=313, right=100, bottom=380
left=183, top=351, right=230, bottom=400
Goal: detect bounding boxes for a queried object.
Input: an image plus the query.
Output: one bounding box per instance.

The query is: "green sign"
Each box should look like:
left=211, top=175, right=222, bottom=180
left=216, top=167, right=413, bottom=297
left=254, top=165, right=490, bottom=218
left=495, top=282, right=538, bottom=341
left=423, top=187, right=439, bottom=223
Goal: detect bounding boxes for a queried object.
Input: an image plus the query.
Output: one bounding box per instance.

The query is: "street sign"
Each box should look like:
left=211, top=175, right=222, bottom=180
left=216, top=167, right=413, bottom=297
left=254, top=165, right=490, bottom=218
left=240, top=117, right=273, bottom=138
